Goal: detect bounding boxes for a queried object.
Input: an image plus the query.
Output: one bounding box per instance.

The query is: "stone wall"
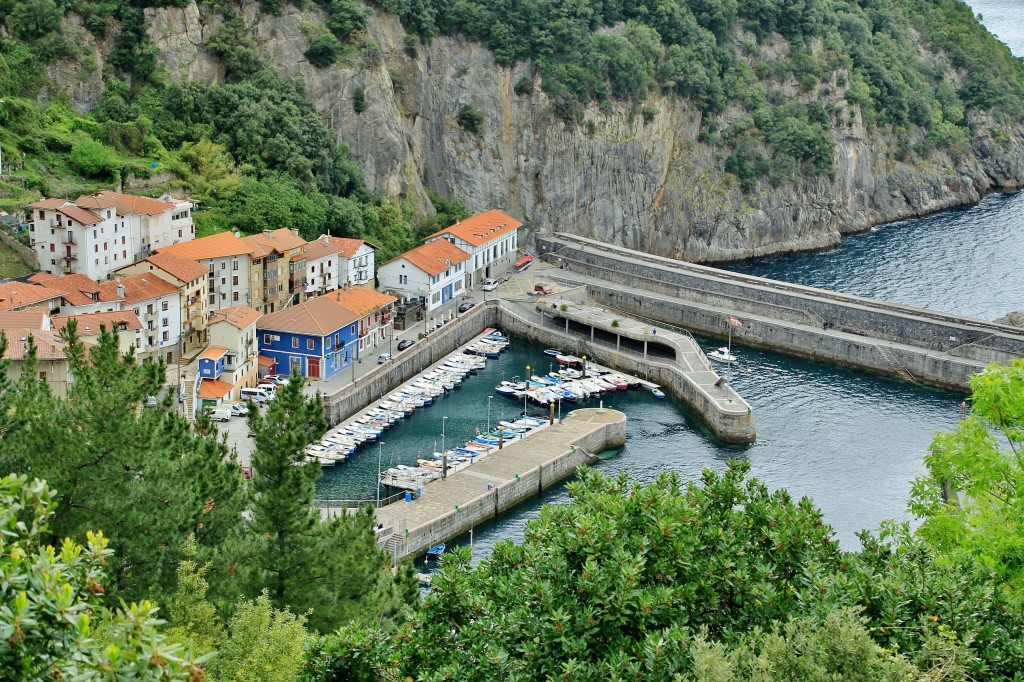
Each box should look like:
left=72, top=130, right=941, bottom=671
left=0, top=229, right=38, bottom=270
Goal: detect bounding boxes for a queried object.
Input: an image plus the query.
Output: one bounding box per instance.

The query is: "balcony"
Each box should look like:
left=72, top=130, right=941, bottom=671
left=63, top=254, right=78, bottom=262
left=62, top=235, right=77, bottom=245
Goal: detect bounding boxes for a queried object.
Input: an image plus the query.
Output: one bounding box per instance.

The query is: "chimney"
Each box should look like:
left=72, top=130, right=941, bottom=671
left=321, top=234, right=329, bottom=246
left=337, top=292, right=342, bottom=302
left=117, top=284, right=125, bottom=299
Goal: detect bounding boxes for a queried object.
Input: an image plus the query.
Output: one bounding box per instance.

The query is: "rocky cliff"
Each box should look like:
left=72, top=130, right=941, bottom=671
left=134, top=2, right=1024, bottom=262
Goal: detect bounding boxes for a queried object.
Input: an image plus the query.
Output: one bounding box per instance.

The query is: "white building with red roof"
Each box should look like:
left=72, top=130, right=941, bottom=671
left=329, top=237, right=377, bottom=290
left=207, top=305, right=262, bottom=392
left=52, top=310, right=144, bottom=357
left=116, top=273, right=183, bottom=364
left=28, top=191, right=193, bottom=281
left=27, top=272, right=123, bottom=316
left=424, top=209, right=522, bottom=288
left=376, top=239, right=470, bottom=313
left=0, top=310, right=70, bottom=396
left=155, top=231, right=255, bottom=313
left=116, top=252, right=210, bottom=354
left=295, top=235, right=344, bottom=301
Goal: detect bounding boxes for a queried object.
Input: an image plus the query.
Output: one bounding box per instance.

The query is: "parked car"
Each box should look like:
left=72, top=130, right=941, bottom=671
left=482, top=278, right=499, bottom=291
left=377, top=353, right=393, bottom=364
left=458, top=301, right=476, bottom=313
left=397, top=339, right=415, bottom=351
left=208, top=408, right=232, bottom=422
left=531, top=283, right=554, bottom=295
left=269, top=374, right=290, bottom=386
left=145, top=395, right=158, bottom=408
left=227, top=402, right=249, bottom=416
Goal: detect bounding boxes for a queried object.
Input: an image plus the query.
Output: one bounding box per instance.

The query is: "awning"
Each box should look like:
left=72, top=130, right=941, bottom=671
left=514, top=254, right=533, bottom=268
left=257, top=355, right=276, bottom=367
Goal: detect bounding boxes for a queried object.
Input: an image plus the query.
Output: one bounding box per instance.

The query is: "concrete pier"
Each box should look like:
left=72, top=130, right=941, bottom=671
left=521, top=298, right=755, bottom=443
left=375, top=407, right=626, bottom=562
left=537, top=233, right=1024, bottom=391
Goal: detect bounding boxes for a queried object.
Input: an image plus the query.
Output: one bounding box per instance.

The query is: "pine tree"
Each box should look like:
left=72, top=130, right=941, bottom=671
left=240, top=375, right=414, bottom=632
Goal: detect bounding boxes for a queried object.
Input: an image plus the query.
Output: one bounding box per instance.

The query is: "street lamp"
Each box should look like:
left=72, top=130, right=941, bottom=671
left=487, top=396, right=493, bottom=434
left=441, top=416, right=448, bottom=455
left=524, top=365, right=531, bottom=415
left=581, top=355, right=587, bottom=378
left=376, top=441, right=385, bottom=507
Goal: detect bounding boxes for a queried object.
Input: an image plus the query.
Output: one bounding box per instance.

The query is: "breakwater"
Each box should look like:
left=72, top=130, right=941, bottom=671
left=537, top=233, right=1024, bottom=391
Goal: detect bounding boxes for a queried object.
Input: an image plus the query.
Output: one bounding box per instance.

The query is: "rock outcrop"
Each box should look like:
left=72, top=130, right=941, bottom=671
left=130, top=3, right=1024, bottom=262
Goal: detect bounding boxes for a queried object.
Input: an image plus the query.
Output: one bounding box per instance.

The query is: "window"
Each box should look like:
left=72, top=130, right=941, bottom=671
left=306, top=339, right=314, bottom=350
left=209, top=264, right=215, bottom=275
left=233, top=292, right=239, bottom=301
left=38, top=211, right=44, bottom=220
left=232, top=276, right=238, bottom=285
left=162, top=318, right=168, bottom=327
left=162, top=331, right=169, bottom=341
left=291, top=338, right=299, bottom=348
left=233, top=260, right=238, bottom=271
left=39, top=371, right=47, bottom=381
left=208, top=294, right=215, bottom=304
left=264, top=334, right=272, bottom=344
left=178, top=230, right=182, bottom=238
left=50, top=259, right=55, bottom=265
left=335, top=333, right=340, bottom=344
left=94, top=245, right=98, bottom=253
left=50, top=243, right=55, bottom=252
left=161, top=301, right=169, bottom=311
left=350, top=324, right=356, bottom=334
left=221, top=277, right=226, bottom=285
left=103, top=242, right=107, bottom=251
left=147, top=304, right=154, bottom=314
left=221, top=262, right=226, bottom=270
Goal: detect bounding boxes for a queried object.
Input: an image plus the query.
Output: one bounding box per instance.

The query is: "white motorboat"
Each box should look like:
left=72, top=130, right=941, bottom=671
left=707, top=346, right=737, bottom=363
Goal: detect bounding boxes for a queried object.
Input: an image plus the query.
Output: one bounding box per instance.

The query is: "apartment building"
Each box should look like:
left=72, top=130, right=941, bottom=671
left=376, top=239, right=470, bottom=313
left=155, top=231, right=255, bottom=313
left=330, top=237, right=377, bottom=289
left=116, top=252, right=209, bottom=355
left=27, top=272, right=123, bottom=316
left=424, top=209, right=522, bottom=288
left=118, top=274, right=182, bottom=364
left=0, top=310, right=69, bottom=397
left=294, top=234, right=343, bottom=301
left=52, top=310, right=143, bottom=357
left=28, top=192, right=194, bottom=281
left=240, top=228, right=307, bottom=313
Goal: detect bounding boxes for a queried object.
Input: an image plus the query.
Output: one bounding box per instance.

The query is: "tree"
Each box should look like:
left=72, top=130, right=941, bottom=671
left=0, top=323, right=248, bottom=605
left=305, top=33, right=343, bottom=68
left=238, top=375, right=415, bottom=633
left=69, top=137, right=119, bottom=178
left=0, top=474, right=207, bottom=679
left=308, top=462, right=845, bottom=679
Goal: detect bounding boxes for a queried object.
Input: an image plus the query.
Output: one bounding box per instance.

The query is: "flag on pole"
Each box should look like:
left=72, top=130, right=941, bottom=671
left=729, top=316, right=743, bottom=329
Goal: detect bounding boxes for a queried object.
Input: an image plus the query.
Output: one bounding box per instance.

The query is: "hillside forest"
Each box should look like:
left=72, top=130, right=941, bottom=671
left=1, top=0, right=1023, bottom=243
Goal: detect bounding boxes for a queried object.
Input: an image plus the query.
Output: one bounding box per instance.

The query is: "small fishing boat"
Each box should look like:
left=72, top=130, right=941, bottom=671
left=555, top=354, right=583, bottom=367
left=426, top=543, right=446, bottom=559
left=652, top=387, right=665, bottom=399
left=707, top=346, right=737, bottom=363
left=543, top=348, right=563, bottom=357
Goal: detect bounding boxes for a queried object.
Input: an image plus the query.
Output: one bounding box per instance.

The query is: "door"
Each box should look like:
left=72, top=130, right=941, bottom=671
left=307, top=357, right=320, bottom=379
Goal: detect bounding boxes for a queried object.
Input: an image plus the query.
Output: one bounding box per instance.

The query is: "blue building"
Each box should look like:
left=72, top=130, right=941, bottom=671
left=256, top=295, right=361, bottom=381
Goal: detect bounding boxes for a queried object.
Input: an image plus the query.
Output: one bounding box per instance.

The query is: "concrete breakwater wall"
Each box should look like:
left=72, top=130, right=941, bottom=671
left=538, top=234, right=1024, bottom=367
left=377, top=408, right=627, bottom=562
left=587, top=284, right=980, bottom=391
left=498, top=304, right=755, bottom=443
left=322, top=303, right=499, bottom=423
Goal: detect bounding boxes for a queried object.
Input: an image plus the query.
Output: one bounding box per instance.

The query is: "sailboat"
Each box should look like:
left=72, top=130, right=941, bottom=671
left=708, top=316, right=741, bottom=363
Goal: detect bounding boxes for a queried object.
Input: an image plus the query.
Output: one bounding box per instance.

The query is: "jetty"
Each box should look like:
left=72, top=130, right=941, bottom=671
left=537, top=233, right=1024, bottom=391
left=375, top=407, right=626, bottom=563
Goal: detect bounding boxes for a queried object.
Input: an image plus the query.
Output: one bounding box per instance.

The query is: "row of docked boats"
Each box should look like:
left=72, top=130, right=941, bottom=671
left=404, top=416, right=550, bottom=473
left=494, top=364, right=640, bottom=406
left=304, top=330, right=508, bottom=467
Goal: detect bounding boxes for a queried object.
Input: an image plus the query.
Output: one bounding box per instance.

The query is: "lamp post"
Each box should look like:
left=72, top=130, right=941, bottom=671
left=524, top=365, right=531, bottom=415
left=581, top=355, right=587, bottom=378
left=441, top=416, right=448, bottom=455
left=376, top=441, right=385, bottom=507
left=487, top=396, right=493, bottom=434
left=441, top=416, right=449, bottom=480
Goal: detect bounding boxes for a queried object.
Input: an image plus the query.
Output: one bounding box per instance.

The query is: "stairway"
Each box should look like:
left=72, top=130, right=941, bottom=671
left=876, top=344, right=916, bottom=382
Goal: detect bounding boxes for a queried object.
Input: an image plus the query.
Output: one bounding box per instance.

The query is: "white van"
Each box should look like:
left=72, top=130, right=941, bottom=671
left=209, top=409, right=232, bottom=422
left=241, top=387, right=273, bottom=403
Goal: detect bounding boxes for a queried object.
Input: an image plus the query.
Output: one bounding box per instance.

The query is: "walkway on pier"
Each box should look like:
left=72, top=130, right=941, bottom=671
left=536, top=233, right=1024, bottom=390
left=374, top=407, right=626, bottom=562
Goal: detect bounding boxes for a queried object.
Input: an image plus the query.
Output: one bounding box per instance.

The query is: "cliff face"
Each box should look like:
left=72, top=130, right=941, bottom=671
left=135, top=2, right=1024, bottom=263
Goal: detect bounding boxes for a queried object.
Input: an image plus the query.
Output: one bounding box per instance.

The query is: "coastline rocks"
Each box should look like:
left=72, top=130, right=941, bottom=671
left=995, top=311, right=1024, bottom=329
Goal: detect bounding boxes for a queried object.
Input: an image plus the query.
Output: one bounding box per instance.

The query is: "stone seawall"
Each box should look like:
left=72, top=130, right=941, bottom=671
left=499, top=304, right=755, bottom=443
left=378, top=408, right=627, bottom=562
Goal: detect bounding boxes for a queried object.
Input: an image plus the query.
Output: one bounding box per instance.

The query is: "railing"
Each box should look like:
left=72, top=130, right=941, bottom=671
left=314, top=490, right=407, bottom=510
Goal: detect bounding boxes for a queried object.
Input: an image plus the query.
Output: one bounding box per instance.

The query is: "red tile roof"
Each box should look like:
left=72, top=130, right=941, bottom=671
left=140, top=253, right=208, bottom=283
left=257, top=295, right=360, bottom=336
left=328, top=237, right=376, bottom=258
left=333, top=287, right=396, bottom=317
left=0, top=282, right=66, bottom=311
left=28, top=273, right=122, bottom=307
left=240, top=228, right=306, bottom=258
left=156, top=231, right=255, bottom=261
left=76, top=191, right=176, bottom=216
left=52, top=311, right=142, bottom=335
left=198, top=346, right=228, bottom=361
left=210, top=305, right=261, bottom=330
left=296, top=235, right=343, bottom=262
left=56, top=205, right=102, bottom=226
left=397, top=239, right=470, bottom=277
left=0, top=310, right=49, bottom=331
left=426, top=210, right=522, bottom=247
left=117, top=274, right=181, bottom=304
left=1, top=330, right=65, bottom=361
left=258, top=355, right=276, bottom=367
left=198, top=378, right=234, bottom=399
left=27, top=198, right=69, bottom=209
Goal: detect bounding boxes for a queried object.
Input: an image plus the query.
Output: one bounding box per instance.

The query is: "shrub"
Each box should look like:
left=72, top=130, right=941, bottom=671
left=456, top=104, right=483, bottom=134
left=611, top=319, right=619, bottom=327
left=69, top=138, right=118, bottom=178
left=560, top=303, right=569, bottom=312
left=352, top=86, right=366, bottom=113
left=514, top=77, right=533, bottom=96
left=305, top=33, right=343, bottom=67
